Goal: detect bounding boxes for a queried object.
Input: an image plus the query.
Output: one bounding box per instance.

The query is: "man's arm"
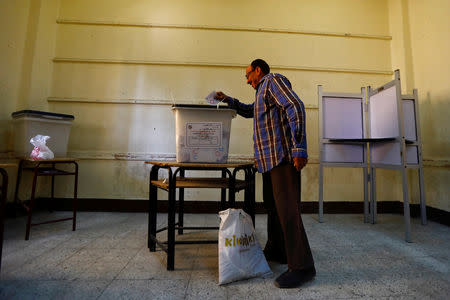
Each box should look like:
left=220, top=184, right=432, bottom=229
left=215, top=91, right=254, bottom=118
left=268, top=77, right=308, bottom=168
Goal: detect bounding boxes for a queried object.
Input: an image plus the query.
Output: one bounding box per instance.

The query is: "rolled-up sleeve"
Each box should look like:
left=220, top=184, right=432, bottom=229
left=226, top=97, right=254, bottom=118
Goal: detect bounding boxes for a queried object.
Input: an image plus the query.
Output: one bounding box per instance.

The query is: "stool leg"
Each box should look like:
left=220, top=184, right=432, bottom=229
left=50, top=162, right=55, bottom=212
left=25, top=169, right=39, bottom=240
left=14, top=160, right=24, bottom=210
left=72, top=162, right=78, bottom=231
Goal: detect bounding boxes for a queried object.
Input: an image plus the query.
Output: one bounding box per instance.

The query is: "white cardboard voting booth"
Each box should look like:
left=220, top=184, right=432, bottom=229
left=318, top=70, right=426, bottom=242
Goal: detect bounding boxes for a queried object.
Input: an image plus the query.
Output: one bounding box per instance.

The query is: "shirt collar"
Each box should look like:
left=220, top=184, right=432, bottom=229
left=256, top=73, right=270, bottom=92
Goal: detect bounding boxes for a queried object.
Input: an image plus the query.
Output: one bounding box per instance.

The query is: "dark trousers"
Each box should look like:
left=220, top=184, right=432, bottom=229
left=262, top=162, right=314, bottom=270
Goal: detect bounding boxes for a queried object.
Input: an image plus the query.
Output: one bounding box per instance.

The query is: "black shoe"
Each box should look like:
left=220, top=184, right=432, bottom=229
left=274, top=266, right=316, bottom=289
left=263, top=248, right=287, bottom=264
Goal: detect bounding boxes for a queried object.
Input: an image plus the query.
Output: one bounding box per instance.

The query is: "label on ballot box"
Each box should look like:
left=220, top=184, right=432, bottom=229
left=186, top=122, right=222, bottom=147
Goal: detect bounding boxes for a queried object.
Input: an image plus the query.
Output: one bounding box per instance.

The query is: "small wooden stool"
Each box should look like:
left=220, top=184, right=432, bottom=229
left=14, top=158, right=78, bottom=240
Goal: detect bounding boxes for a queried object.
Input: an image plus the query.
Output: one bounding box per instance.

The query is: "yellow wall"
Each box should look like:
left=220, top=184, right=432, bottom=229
left=388, top=0, right=450, bottom=211
left=1, top=0, right=448, bottom=211
left=0, top=0, right=30, bottom=152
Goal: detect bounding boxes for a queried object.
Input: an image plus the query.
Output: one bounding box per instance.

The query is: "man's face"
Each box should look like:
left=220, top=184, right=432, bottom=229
left=246, top=65, right=264, bottom=90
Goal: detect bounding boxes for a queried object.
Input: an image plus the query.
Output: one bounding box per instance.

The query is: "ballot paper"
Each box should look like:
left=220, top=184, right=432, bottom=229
left=205, top=91, right=221, bottom=106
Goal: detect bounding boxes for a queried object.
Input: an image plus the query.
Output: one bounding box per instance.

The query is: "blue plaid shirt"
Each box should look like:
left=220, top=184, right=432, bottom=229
left=227, top=73, right=307, bottom=173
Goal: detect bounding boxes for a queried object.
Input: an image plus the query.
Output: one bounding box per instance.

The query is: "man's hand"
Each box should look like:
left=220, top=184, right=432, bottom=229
left=293, top=157, right=307, bottom=171
left=215, top=91, right=229, bottom=103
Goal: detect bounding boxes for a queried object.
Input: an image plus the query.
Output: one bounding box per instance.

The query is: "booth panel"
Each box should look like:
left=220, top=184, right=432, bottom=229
left=371, top=141, right=401, bottom=165
left=406, top=145, right=419, bottom=165
left=369, top=85, right=399, bottom=138
left=402, top=99, right=417, bottom=141
left=323, top=97, right=363, bottom=139
left=323, top=144, right=364, bottom=163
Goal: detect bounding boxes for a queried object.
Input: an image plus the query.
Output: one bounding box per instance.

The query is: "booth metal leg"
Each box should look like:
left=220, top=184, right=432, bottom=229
left=419, top=168, right=427, bottom=225
left=318, top=164, right=324, bottom=223
left=401, top=169, right=412, bottom=243
left=363, top=167, right=369, bottom=223
left=370, top=168, right=377, bottom=224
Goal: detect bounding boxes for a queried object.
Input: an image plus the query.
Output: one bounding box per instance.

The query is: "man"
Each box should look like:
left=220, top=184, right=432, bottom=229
left=215, top=59, right=315, bottom=288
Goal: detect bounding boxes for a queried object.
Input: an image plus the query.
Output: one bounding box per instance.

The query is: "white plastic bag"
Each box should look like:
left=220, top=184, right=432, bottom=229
left=218, top=208, right=272, bottom=285
left=30, top=135, right=54, bottom=160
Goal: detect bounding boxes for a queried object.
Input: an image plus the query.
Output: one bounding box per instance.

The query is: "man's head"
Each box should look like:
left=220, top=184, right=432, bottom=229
left=246, top=59, right=270, bottom=89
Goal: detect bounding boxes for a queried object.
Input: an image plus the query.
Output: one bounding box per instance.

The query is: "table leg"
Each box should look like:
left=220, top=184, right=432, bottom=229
left=148, top=165, right=159, bottom=251
left=72, top=162, right=78, bottom=231
left=220, top=170, right=227, bottom=210
left=50, top=162, right=55, bottom=212
left=167, top=168, right=175, bottom=270
left=229, top=172, right=236, bottom=208
left=178, top=169, right=184, bottom=235
left=244, top=167, right=256, bottom=226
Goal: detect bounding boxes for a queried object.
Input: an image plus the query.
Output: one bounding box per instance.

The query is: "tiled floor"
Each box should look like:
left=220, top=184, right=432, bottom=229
left=0, top=212, right=449, bottom=299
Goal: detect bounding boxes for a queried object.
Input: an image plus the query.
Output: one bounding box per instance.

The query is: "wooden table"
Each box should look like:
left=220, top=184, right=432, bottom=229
left=145, top=160, right=256, bottom=270
left=14, top=158, right=78, bottom=240
left=0, top=163, right=17, bottom=271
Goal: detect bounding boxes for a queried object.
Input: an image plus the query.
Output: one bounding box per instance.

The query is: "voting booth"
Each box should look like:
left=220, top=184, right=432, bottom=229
left=318, top=70, right=426, bottom=242
left=367, top=70, right=426, bottom=242
left=318, top=86, right=370, bottom=223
